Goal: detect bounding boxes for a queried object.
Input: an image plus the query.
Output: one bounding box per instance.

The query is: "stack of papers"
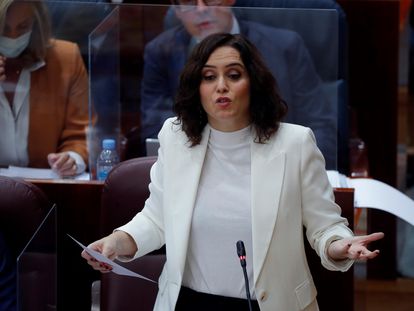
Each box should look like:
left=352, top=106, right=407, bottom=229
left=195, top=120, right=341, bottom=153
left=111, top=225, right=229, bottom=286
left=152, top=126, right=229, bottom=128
left=0, top=166, right=90, bottom=180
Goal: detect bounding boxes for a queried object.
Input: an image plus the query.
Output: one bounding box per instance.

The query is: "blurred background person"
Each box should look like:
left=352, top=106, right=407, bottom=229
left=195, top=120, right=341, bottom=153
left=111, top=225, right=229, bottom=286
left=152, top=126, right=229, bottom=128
left=0, top=0, right=89, bottom=177
left=140, top=0, right=336, bottom=169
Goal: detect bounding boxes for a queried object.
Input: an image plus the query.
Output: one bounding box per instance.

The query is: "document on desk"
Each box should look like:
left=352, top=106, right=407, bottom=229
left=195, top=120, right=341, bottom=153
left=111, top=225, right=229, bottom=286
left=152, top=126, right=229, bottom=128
left=67, top=234, right=157, bottom=283
left=327, top=170, right=414, bottom=226
left=0, top=166, right=90, bottom=180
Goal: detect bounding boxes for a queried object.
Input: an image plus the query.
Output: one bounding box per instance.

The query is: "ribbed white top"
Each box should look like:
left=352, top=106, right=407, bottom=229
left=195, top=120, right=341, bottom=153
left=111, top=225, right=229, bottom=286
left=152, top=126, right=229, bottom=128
left=182, top=125, right=255, bottom=299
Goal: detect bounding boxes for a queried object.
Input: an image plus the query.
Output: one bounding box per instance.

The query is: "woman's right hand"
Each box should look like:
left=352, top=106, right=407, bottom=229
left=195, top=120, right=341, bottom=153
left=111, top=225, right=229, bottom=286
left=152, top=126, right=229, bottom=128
left=81, top=231, right=138, bottom=273
left=0, top=56, right=6, bottom=81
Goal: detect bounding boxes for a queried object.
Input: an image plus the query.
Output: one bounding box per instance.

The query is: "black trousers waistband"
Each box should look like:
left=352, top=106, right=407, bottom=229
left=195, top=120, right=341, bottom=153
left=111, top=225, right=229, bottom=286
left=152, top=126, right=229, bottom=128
left=175, top=286, right=260, bottom=311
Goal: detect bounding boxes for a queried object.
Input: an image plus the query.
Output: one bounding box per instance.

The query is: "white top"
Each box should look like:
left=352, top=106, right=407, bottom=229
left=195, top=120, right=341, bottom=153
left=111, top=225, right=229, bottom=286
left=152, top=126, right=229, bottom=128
left=182, top=125, right=256, bottom=299
left=0, top=61, right=85, bottom=172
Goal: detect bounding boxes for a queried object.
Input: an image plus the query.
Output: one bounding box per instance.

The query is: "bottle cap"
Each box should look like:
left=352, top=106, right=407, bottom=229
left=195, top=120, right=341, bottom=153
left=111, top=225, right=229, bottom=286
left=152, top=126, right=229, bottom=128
left=102, top=139, right=116, bottom=149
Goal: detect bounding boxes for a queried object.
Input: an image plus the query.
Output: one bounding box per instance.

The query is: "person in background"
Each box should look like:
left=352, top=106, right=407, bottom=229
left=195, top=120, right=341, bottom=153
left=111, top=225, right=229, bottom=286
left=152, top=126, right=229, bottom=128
left=82, top=33, right=384, bottom=311
left=0, top=231, right=16, bottom=311
left=140, top=0, right=336, bottom=169
left=0, top=0, right=89, bottom=177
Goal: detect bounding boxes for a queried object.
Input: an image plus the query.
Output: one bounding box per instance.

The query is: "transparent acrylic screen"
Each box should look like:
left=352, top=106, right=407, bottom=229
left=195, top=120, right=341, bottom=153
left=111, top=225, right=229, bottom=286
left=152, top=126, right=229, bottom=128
left=9, top=2, right=340, bottom=178
left=17, top=205, right=57, bottom=311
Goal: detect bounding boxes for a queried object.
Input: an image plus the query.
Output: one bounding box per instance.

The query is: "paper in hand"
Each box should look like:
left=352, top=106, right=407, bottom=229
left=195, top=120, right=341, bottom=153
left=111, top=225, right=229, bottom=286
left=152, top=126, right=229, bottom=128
left=68, top=234, right=157, bottom=284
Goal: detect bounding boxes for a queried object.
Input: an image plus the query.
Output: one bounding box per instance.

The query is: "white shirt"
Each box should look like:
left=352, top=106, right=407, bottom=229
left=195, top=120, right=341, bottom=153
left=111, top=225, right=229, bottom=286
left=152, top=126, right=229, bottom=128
left=182, top=125, right=256, bottom=299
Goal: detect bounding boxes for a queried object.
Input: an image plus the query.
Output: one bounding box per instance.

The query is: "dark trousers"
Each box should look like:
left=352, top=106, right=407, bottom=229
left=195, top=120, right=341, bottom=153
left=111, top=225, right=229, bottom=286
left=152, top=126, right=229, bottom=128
left=175, top=286, right=260, bottom=311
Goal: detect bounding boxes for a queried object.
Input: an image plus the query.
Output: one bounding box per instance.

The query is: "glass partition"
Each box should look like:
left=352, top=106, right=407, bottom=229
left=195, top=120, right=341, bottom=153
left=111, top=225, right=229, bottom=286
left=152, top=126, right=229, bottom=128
left=88, top=6, right=121, bottom=179
left=135, top=4, right=340, bottom=170
left=0, top=1, right=343, bottom=179
left=17, top=205, right=57, bottom=311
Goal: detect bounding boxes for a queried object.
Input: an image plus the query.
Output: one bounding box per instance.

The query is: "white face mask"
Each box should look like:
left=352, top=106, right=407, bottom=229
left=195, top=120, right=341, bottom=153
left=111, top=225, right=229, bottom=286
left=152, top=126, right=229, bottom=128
left=0, top=31, right=32, bottom=58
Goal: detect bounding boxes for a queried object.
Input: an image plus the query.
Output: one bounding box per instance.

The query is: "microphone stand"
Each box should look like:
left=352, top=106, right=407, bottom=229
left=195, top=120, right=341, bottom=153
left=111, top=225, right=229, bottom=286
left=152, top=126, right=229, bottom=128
left=236, top=240, right=253, bottom=311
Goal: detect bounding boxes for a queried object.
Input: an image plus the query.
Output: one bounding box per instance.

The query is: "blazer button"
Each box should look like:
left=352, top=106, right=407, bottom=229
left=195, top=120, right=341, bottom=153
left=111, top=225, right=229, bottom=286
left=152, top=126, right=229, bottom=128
left=259, top=291, right=267, bottom=301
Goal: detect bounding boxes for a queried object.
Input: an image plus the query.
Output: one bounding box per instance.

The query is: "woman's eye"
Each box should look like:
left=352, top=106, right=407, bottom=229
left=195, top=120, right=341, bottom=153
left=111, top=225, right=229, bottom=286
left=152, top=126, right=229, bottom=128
left=18, top=21, right=33, bottom=32
left=18, top=25, right=30, bottom=32
left=202, top=75, right=215, bottom=81
left=228, top=72, right=241, bottom=80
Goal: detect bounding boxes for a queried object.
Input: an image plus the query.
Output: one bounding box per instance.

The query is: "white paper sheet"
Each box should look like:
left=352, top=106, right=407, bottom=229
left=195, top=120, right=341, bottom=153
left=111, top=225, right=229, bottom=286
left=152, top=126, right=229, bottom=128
left=349, top=178, right=414, bottom=226
left=327, top=170, right=414, bottom=226
left=67, top=235, right=157, bottom=283
left=0, top=166, right=90, bottom=180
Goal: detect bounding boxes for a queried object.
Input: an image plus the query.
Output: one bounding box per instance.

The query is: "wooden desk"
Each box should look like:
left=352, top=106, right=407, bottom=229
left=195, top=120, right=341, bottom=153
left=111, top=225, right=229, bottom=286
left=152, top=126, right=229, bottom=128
left=30, top=179, right=355, bottom=311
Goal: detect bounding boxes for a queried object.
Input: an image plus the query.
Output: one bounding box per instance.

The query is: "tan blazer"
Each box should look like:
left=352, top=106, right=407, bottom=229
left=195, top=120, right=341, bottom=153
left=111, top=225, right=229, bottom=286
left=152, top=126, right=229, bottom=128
left=28, top=39, right=89, bottom=168
left=119, top=118, right=353, bottom=311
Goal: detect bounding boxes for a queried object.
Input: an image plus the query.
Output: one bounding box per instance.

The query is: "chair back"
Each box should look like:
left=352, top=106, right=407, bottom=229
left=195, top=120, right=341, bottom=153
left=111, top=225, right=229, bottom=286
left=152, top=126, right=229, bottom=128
left=0, top=176, right=52, bottom=258
left=99, top=156, right=165, bottom=311
left=101, top=254, right=166, bottom=311
left=100, top=156, right=157, bottom=236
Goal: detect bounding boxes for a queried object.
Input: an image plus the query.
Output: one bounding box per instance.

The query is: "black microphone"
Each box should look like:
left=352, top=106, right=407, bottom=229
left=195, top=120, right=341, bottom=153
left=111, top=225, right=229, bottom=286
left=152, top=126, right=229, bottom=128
left=236, top=240, right=253, bottom=311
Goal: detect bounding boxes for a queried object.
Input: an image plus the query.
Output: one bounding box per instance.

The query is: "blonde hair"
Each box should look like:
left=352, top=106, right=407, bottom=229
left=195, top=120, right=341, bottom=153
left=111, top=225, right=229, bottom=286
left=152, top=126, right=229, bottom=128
left=0, top=0, right=51, bottom=64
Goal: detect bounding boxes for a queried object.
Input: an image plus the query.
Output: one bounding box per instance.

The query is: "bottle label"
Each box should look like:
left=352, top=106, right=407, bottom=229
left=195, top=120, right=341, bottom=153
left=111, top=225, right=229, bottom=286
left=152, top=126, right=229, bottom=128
left=97, top=166, right=112, bottom=181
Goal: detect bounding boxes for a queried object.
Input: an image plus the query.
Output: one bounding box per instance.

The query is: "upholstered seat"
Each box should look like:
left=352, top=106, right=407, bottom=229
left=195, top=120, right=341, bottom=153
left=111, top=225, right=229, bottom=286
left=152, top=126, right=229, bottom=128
left=97, top=156, right=165, bottom=311
left=0, top=176, right=52, bottom=258
left=0, top=176, right=54, bottom=311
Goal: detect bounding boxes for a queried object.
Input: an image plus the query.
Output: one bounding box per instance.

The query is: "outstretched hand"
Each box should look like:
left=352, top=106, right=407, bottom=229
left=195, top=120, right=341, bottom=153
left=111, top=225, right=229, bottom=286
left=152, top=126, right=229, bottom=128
left=328, top=232, right=385, bottom=261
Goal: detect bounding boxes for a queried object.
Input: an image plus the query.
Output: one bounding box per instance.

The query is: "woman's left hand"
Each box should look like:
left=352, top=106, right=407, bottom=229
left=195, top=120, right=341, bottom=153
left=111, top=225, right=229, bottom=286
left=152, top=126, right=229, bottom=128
left=47, top=152, right=78, bottom=177
left=328, top=232, right=385, bottom=261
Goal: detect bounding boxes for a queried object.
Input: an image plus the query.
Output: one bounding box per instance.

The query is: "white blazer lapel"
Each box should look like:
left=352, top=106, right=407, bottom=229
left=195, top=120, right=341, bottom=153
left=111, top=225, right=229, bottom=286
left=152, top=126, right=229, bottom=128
left=169, top=126, right=210, bottom=278
left=251, top=140, right=286, bottom=285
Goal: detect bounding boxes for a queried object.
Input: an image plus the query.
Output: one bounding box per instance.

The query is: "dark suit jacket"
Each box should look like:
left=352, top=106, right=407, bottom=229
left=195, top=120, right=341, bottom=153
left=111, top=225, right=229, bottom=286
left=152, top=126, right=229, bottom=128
left=140, top=20, right=336, bottom=168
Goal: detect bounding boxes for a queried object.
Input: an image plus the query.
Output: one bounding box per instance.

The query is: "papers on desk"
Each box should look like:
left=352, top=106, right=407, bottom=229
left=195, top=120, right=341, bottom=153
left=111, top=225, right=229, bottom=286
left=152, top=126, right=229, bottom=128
left=68, top=235, right=157, bottom=284
left=327, top=170, right=414, bottom=226
left=0, top=166, right=90, bottom=180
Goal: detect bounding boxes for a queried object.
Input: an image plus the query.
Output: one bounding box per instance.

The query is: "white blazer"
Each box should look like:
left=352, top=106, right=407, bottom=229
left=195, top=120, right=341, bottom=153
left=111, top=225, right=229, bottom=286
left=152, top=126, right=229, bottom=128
left=118, top=118, right=353, bottom=311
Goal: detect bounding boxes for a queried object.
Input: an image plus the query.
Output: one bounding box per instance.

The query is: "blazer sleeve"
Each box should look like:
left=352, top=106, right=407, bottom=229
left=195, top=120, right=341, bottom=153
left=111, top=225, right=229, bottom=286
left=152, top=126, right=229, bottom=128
left=300, top=128, right=354, bottom=271
left=116, top=122, right=169, bottom=259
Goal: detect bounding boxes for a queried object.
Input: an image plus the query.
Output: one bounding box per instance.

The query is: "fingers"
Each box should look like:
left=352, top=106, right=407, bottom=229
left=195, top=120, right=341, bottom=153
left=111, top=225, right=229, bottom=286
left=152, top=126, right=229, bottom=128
left=354, top=249, right=380, bottom=261
left=327, top=239, right=351, bottom=260
left=346, top=245, right=362, bottom=260
left=47, top=152, right=78, bottom=177
left=353, top=232, right=385, bottom=244
left=365, top=232, right=385, bottom=242
left=81, top=249, right=113, bottom=273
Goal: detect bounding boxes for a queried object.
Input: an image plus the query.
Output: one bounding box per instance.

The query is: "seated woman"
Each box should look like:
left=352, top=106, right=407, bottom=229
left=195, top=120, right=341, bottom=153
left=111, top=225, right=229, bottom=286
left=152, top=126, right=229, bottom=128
left=0, top=0, right=89, bottom=177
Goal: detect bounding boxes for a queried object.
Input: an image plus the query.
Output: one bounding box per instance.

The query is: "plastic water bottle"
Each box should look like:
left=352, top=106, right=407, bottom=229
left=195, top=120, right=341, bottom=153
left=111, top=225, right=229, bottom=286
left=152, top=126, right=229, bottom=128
left=96, top=139, right=119, bottom=181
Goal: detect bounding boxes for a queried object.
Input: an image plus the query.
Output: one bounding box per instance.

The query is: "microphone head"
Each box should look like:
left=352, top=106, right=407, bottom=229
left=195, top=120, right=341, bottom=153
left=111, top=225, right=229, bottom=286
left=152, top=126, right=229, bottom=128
left=236, top=240, right=246, bottom=257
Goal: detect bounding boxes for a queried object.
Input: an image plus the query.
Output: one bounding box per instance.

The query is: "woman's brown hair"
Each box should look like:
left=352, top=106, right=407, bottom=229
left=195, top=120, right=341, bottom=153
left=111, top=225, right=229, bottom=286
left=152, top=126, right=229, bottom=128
left=0, top=0, right=51, bottom=66
left=174, top=32, right=288, bottom=146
